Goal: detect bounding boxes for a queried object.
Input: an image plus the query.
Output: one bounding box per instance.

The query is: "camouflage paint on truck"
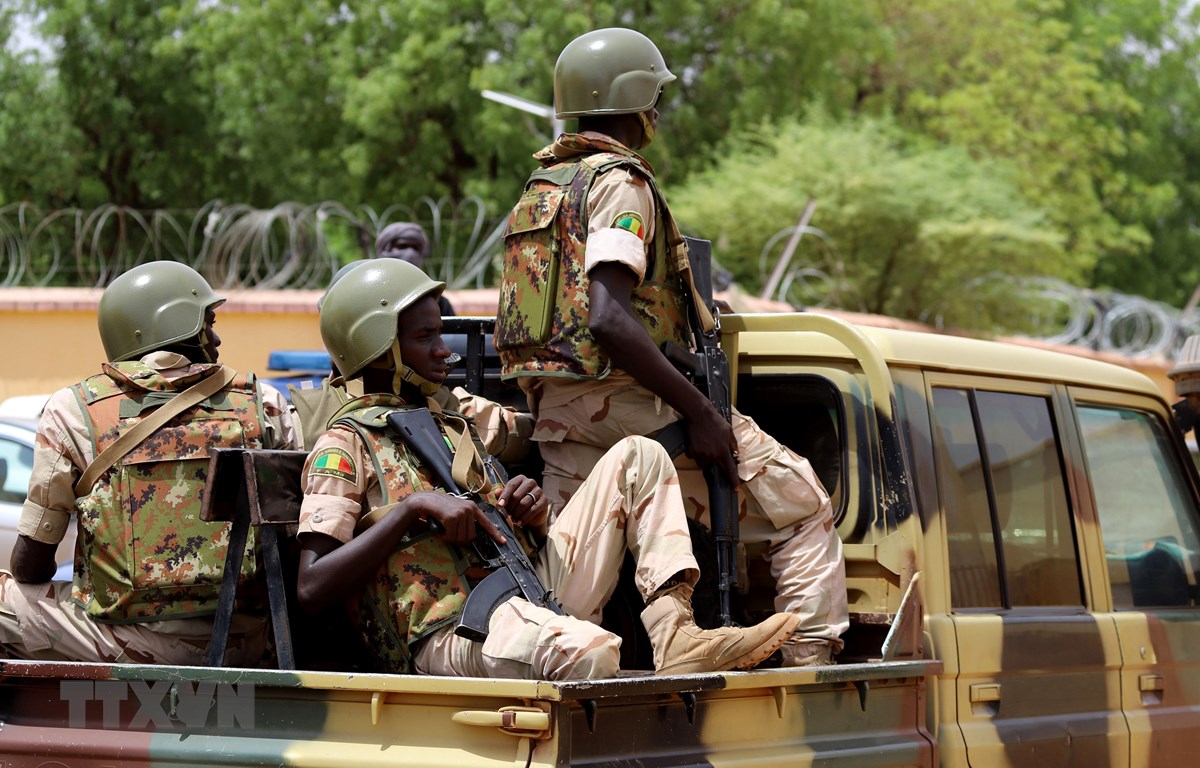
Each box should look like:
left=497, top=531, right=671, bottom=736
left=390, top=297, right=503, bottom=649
left=0, top=657, right=937, bottom=767
left=722, top=313, right=1200, bottom=768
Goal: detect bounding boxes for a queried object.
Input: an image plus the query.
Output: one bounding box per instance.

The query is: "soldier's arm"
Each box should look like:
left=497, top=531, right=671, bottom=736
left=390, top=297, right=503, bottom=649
left=294, top=430, right=499, bottom=613
left=589, top=263, right=737, bottom=481
left=259, top=381, right=300, bottom=450
left=296, top=492, right=500, bottom=613
left=11, top=536, right=57, bottom=583
left=12, top=390, right=81, bottom=582
left=451, top=388, right=534, bottom=462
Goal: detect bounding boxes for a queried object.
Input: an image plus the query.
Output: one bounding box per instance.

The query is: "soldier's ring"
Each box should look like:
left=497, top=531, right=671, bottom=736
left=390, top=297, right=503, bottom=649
left=525, top=492, right=537, bottom=503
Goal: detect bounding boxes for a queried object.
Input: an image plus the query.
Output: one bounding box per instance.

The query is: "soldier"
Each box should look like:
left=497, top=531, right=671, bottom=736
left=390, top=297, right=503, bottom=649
left=494, top=28, right=848, bottom=666
left=0, top=261, right=298, bottom=665
left=296, top=259, right=799, bottom=679
left=292, top=259, right=521, bottom=454
left=1169, top=334, right=1200, bottom=434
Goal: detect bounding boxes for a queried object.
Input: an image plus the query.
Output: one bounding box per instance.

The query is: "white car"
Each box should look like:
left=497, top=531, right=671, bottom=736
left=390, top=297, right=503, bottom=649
left=0, top=417, right=76, bottom=578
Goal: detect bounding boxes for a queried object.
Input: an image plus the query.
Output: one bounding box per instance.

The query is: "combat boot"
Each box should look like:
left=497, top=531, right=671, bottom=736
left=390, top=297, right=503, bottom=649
left=641, top=583, right=800, bottom=675
left=780, top=638, right=835, bottom=667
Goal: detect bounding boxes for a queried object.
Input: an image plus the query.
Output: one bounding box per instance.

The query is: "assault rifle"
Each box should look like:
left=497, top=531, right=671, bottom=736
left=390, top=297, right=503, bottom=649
left=385, top=407, right=564, bottom=642
left=658, top=235, right=740, bottom=627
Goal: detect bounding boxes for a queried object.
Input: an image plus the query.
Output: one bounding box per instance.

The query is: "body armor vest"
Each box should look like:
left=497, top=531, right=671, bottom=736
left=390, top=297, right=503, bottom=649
left=70, top=361, right=265, bottom=623
left=496, top=146, right=691, bottom=379
left=335, top=401, right=476, bottom=673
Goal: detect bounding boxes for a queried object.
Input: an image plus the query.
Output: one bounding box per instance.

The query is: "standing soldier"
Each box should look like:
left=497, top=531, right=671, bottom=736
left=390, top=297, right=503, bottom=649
left=296, top=259, right=798, bottom=679
left=0, top=262, right=297, bottom=665
left=495, top=28, right=848, bottom=666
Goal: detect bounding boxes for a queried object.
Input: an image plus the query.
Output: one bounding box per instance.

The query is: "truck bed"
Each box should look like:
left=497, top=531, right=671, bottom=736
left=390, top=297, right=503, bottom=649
left=0, top=657, right=939, bottom=767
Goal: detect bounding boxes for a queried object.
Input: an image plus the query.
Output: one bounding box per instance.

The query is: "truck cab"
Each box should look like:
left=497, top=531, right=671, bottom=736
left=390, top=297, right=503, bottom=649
left=725, top=313, right=1200, bottom=767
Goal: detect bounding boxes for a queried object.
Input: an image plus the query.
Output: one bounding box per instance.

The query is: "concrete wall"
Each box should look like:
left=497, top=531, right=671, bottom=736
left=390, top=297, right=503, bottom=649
left=0, top=287, right=1178, bottom=406
left=0, top=288, right=501, bottom=403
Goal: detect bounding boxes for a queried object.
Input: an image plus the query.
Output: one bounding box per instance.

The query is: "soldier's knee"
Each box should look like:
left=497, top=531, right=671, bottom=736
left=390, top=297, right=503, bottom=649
left=620, top=434, right=671, bottom=467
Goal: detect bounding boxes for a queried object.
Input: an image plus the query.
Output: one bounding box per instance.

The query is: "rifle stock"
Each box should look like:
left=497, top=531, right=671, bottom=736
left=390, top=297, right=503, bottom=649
left=385, top=408, right=564, bottom=642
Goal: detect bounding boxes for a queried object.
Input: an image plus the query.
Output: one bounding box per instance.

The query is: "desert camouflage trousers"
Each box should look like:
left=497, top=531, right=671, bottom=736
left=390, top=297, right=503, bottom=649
left=0, top=574, right=272, bottom=667
left=529, top=383, right=849, bottom=659
left=414, top=435, right=698, bottom=680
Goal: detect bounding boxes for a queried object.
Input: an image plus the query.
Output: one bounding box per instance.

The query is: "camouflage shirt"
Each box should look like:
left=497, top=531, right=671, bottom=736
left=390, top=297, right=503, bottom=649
left=18, top=352, right=297, bottom=624
left=298, top=393, right=496, bottom=673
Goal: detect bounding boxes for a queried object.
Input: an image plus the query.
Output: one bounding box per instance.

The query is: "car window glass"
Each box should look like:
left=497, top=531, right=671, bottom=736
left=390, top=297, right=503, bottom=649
left=932, top=387, right=1082, bottom=609
left=0, top=436, right=33, bottom=504
left=1078, top=405, right=1200, bottom=608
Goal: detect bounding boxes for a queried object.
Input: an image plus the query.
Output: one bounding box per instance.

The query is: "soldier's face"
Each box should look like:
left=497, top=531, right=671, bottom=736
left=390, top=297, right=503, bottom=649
left=378, top=233, right=427, bottom=266
left=397, top=296, right=451, bottom=385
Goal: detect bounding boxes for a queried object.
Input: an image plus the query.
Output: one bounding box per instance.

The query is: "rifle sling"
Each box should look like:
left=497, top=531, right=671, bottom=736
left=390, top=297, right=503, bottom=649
left=74, top=366, right=238, bottom=497
left=356, top=409, right=488, bottom=535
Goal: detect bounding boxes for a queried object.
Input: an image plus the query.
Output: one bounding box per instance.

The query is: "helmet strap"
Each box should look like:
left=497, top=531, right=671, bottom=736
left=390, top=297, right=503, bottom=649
left=372, top=337, right=441, bottom=398
left=195, top=328, right=215, bottom=364
left=636, top=111, right=656, bottom=148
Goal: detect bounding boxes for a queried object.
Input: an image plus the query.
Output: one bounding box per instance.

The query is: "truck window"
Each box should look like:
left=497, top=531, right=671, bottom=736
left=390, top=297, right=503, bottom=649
left=1077, top=405, right=1200, bottom=608
left=931, top=387, right=1083, bottom=610
left=736, top=374, right=844, bottom=516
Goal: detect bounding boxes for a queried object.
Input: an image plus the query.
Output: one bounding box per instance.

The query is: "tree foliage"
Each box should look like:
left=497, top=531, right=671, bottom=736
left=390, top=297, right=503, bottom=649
left=670, top=115, right=1066, bottom=329
left=2, top=0, right=1200, bottom=314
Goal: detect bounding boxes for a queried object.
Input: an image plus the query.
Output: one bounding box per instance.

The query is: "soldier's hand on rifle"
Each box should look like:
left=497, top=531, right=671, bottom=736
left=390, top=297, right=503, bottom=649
left=419, top=491, right=507, bottom=546
left=684, top=403, right=741, bottom=489
left=497, top=475, right=550, bottom=528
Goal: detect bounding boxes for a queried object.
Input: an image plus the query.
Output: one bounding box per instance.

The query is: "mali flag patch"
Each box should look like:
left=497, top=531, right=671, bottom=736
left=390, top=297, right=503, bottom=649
left=612, top=211, right=646, bottom=240
left=311, top=447, right=356, bottom=482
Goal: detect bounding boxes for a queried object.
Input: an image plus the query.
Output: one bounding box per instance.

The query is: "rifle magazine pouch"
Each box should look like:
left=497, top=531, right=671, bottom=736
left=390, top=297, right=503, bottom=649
left=496, top=186, right=565, bottom=348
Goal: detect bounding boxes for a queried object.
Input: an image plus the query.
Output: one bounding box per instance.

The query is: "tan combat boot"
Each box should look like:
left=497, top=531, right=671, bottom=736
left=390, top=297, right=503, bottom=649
left=641, top=584, right=801, bottom=675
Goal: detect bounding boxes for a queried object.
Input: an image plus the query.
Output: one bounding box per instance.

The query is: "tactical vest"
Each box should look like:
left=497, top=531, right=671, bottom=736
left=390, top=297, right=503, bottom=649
left=496, top=150, right=691, bottom=379
left=334, top=402, right=478, bottom=673
left=70, top=361, right=265, bottom=623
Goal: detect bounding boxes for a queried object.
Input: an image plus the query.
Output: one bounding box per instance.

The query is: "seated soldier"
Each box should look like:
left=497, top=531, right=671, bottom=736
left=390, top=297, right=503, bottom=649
left=292, top=259, right=530, bottom=457
left=296, top=260, right=799, bottom=679
left=0, top=262, right=298, bottom=665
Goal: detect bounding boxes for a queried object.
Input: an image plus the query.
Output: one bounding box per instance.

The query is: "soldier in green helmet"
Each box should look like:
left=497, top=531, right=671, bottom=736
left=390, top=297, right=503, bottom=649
left=0, top=261, right=297, bottom=665
left=296, top=259, right=799, bottom=678
left=495, top=28, right=848, bottom=666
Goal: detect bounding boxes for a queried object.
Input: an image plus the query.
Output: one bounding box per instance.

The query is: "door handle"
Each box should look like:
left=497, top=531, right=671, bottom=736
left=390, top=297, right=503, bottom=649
left=1139, top=673, right=1164, bottom=693
left=452, top=706, right=552, bottom=739
left=970, top=683, right=1001, bottom=703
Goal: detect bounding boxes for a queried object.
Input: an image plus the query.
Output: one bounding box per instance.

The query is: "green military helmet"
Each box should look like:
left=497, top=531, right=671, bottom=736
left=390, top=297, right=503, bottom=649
left=98, top=261, right=225, bottom=362
left=554, top=27, right=676, bottom=119
left=319, top=259, right=445, bottom=380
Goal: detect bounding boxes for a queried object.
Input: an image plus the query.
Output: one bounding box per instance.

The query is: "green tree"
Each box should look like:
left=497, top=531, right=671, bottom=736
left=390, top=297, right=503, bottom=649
left=670, top=115, right=1068, bottom=331
left=0, top=3, right=82, bottom=207
left=1052, top=0, right=1200, bottom=306
left=857, top=0, right=1159, bottom=288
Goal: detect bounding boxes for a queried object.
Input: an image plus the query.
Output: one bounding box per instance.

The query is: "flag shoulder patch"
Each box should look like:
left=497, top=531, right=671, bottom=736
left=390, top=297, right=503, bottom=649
left=611, top=211, right=646, bottom=240
left=311, top=447, right=356, bottom=482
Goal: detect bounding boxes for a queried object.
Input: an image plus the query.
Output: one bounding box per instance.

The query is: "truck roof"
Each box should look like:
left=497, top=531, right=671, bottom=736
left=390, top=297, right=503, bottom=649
left=726, top=313, right=1163, bottom=400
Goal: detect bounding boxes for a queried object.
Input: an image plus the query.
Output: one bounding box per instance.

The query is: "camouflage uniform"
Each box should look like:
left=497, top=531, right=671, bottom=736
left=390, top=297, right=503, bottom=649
left=292, top=374, right=532, bottom=462
left=299, top=393, right=697, bottom=680
left=0, top=351, right=297, bottom=665
left=497, top=132, right=848, bottom=661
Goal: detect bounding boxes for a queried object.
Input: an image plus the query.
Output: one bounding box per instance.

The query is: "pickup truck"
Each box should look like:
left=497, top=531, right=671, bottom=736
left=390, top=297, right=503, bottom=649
left=2, top=311, right=1197, bottom=767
